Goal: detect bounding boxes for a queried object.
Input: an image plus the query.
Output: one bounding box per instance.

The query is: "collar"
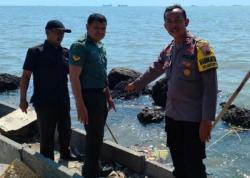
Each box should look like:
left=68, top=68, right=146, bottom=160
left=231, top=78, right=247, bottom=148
left=44, top=40, right=63, bottom=52
left=85, top=34, right=103, bottom=48
left=172, top=31, right=196, bottom=52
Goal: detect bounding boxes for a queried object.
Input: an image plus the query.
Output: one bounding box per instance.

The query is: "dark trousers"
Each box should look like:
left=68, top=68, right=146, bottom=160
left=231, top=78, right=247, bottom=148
left=35, top=104, right=71, bottom=160
left=82, top=90, right=108, bottom=178
left=165, top=117, right=207, bottom=178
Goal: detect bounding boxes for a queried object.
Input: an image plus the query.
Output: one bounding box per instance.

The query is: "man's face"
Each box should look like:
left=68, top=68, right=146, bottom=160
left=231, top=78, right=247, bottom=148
left=47, top=29, right=64, bottom=46
left=87, top=21, right=107, bottom=42
left=164, top=8, right=189, bottom=39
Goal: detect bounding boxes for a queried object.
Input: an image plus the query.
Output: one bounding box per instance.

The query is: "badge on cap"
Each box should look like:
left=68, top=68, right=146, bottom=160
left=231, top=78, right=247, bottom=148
left=183, top=68, right=191, bottom=76
left=73, top=55, right=80, bottom=61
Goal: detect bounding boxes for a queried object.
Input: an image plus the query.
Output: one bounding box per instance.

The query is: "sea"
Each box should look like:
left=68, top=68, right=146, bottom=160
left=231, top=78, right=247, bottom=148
left=0, top=6, right=249, bottom=178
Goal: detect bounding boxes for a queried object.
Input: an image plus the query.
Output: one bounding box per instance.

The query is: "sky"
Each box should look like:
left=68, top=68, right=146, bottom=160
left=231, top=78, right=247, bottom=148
left=0, top=0, right=249, bottom=6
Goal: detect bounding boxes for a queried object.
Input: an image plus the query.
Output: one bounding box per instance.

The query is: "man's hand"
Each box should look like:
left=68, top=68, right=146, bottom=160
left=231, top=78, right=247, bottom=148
left=125, top=82, right=137, bottom=92
left=107, top=98, right=116, bottom=112
left=199, top=120, right=212, bottom=143
left=19, top=99, right=28, bottom=113
left=76, top=102, right=88, bottom=125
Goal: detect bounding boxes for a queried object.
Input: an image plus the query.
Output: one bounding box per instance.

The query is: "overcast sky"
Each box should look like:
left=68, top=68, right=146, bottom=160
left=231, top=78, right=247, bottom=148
left=0, top=0, right=249, bottom=6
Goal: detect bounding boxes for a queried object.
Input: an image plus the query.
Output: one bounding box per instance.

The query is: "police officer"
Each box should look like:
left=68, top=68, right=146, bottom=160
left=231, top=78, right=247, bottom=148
left=69, top=13, right=115, bottom=177
left=126, top=5, right=218, bottom=178
left=19, top=20, right=76, bottom=161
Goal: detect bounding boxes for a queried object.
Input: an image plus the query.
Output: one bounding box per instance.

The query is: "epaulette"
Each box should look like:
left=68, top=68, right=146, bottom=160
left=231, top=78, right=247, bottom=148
left=196, top=39, right=218, bottom=72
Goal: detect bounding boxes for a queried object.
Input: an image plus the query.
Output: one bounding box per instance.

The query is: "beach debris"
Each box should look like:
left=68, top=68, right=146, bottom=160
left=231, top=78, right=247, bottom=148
left=0, top=73, right=20, bottom=92
left=131, top=144, right=169, bottom=163
left=137, top=106, right=165, bottom=124
left=1, top=159, right=39, bottom=178
left=220, top=102, right=250, bottom=128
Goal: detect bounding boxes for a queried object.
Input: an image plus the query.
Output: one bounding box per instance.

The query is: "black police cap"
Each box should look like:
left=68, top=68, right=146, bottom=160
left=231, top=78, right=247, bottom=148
left=45, top=20, right=71, bottom=33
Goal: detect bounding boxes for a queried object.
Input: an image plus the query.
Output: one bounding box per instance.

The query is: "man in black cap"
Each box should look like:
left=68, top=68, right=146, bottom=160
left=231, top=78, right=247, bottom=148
left=19, top=20, right=75, bottom=161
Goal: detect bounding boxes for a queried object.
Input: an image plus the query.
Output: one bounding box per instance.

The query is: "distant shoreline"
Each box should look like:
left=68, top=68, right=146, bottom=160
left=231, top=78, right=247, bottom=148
left=0, top=5, right=250, bottom=7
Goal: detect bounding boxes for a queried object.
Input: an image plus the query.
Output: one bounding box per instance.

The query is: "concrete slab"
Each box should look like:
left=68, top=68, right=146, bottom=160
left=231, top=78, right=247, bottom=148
left=0, top=134, right=22, bottom=164
left=0, top=163, right=9, bottom=176
left=21, top=147, right=82, bottom=178
left=70, top=128, right=86, bottom=154
left=144, top=160, right=174, bottom=178
left=0, top=101, right=16, bottom=118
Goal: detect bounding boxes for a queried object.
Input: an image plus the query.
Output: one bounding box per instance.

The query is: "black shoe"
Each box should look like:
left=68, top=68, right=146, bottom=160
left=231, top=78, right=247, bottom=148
left=60, top=153, right=79, bottom=161
left=81, top=166, right=113, bottom=177
left=99, top=167, right=113, bottom=177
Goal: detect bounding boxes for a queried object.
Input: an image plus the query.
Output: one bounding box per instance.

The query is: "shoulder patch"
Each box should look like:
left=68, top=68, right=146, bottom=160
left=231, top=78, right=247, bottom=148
left=72, top=55, right=80, bottom=61
left=196, top=40, right=218, bottom=72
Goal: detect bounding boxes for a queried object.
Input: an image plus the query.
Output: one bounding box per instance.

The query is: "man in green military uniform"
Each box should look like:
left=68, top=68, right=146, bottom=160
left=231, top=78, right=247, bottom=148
left=69, top=13, right=115, bottom=178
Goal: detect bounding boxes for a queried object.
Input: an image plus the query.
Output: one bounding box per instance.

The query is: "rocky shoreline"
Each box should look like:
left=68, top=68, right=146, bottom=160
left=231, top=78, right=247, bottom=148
left=0, top=73, right=20, bottom=92
left=1, top=68, right=249, bottom=128
left=220, top=102, right=250, bottom=128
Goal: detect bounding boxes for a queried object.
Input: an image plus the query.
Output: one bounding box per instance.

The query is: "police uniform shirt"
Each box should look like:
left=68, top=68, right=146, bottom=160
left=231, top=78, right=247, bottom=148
left=134, top=32, right=218, bottom=122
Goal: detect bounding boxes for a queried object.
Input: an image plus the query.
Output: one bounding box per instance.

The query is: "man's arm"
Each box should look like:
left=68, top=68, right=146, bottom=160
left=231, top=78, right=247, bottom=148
left=126, top=59, right=165, bottom=92
left=202, top=69, right=218, bottom=122
left=69, top=65, right=88, bottom=124
left=199, top=69, right=218, bottom=142
left=19, top=70, right=32, bottom=113
left=105, top=87, right=116, bottom=112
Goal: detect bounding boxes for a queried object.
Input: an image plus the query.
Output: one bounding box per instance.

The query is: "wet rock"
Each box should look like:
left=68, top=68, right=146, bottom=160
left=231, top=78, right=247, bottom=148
left=111, top=79, right=139, bottom=99
left=137, top=106, right=165, bottom=124
left=220, top=102, right=250, bottom=128
left=108, top=68, right=141, bottom=90
left=108, top=68, right=151, bottom=99
left=151, top=77, right=168, bottom=107
left=0, top=73, right=20, bottom=92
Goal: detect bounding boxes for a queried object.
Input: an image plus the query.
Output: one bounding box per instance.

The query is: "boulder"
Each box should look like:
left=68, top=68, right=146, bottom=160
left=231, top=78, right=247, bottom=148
left=111, top=79, right=139, bottom=99
left=137, top=106, right=165, bottom=124
left=108, top=67, right=141, bottom=90
left=151, top=77, right=168, bottom=107
left=0, top=73, right=21, bottom=92
left=108, top=68, right=151, bottom=99
left=220, top=102, right=250, bottom=128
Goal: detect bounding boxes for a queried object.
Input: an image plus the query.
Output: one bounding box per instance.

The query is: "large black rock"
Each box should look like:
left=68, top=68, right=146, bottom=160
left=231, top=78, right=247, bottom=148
left=220, top=102, right=250, bottom=128
left=0, top=73, right=21, bottom=92
left=151, top=77, right=168, bottom=107
left=108, top=68, right=151, bottom=99
left=137, top=106, right=165, bottom=124
left=108, top=67, right=141, bottom=90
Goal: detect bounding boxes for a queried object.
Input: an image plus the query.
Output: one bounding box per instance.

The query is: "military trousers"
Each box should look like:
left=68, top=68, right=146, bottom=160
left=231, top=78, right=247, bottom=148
left=81, top=89, right=108, bottom=178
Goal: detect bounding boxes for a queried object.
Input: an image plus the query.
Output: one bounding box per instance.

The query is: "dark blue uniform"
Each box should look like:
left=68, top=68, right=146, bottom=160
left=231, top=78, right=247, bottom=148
left=23, top=40, right=71, bottom=160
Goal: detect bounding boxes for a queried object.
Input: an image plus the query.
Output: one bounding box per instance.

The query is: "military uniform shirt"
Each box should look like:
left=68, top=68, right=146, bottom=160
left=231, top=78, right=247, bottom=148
left=69, top=35, right=108, bottom=89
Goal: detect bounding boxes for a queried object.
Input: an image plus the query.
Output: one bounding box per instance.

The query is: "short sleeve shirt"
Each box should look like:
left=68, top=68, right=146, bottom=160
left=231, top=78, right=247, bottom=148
left=69, top=35, right=107, bottom=89
left=23, top=40, right=70, bottom=107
